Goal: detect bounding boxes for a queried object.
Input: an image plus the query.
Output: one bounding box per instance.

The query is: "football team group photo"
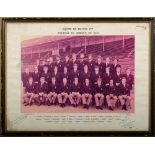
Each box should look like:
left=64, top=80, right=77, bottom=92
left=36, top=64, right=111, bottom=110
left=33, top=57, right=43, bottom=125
left=21, top=35, right=134, bottom=113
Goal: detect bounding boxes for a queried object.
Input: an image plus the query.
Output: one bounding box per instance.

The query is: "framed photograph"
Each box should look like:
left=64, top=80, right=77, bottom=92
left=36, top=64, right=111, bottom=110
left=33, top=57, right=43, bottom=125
left=0, top=18, right=154, bottom=136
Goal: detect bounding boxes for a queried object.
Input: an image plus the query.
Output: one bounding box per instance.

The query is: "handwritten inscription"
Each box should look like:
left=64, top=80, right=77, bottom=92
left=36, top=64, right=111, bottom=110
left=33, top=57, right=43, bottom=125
left=136, top=25, right=147, bottom=30
left=119, top=114, right=135, bottom=129
left=13, top=114, right=29, bottom=127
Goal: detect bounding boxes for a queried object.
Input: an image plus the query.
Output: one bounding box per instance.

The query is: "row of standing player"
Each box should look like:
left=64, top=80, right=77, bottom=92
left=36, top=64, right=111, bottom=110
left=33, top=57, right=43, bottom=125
left=22, top=53, right=134, bottom=88
left=37, top=54, right=122, bottom=75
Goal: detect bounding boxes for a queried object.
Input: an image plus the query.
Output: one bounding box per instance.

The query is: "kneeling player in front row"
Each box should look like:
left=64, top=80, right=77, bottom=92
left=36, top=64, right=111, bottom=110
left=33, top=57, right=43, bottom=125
left=57, top=77, right=70, bottom=107
left=94, top=78, right=104, bottom=110
left=69, top=77, right=81, bottom=107
left=47, top=77, right=58, bottom=106
left=81, top=78, right=92, bottom=109
left=106, top=79, right=117, bottom=111
left=35, top=77, right=48, bottom=105
left=23, top=77, right=35, bottom=106
left=118, top=77, right=131, bottom=110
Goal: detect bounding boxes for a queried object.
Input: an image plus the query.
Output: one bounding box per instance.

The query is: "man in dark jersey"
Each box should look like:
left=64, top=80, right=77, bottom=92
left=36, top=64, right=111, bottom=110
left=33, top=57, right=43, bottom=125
left=57, top=77, right=70, bottom=107
left=106, top=79, right=118, bottom=111
left=81, top=78, right=92, bottom=109
left=36, top=59, right=42, bottom=74
left=51, top=66, right=60, bottom=83
left=123, top=68, right=134, bottom=90
left=22, top=67, right=31, bottom=88
left=62, top=55, right=71, bottom=71
left=113, top=67, right=122, bottom=86
left=70, top=53, right=79, bottom=70
left=47, top=77, right=58, bottom=106
left=79, top=53, right=86, bottom=72
left=95, top=56, right=104, bottom=74
left=86, top=54, right=95, bottom=73
left=54, top=55, right=62, bottom=73
left=71, top=63, right=80, bottom=83
left=80, top=65, right=91, bottom=84
left=103, top=57, right=112, bottom=74
left=118, top=77, right=131, bottom=110
left=36, top=59, right=47, bottom=74
left=23, top=77, right=35, bottom=106
left=61, top=66, right=70, bottom=83
left=111, top=58, right=121, bottom=75
left=32, top=66, right=40, bottom=84
left=69, top=77, right=81, bottom=107
left=92, top=65, right=102, bottom=85
left=94, top=78, right=105, bottom=110
left=48, top=57, right=54, bottom=74
left=113, top=66, right=122, bottom=96
left=41, top=66, right=51, bottom=84
left=35, top=77, right=48, bottom=105
left=103, top=67, right=112, bottom=87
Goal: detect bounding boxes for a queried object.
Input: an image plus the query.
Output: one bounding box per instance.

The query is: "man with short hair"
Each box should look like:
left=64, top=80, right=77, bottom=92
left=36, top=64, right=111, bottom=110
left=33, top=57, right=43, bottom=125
left=92, top=65, right=102, bottom=85
left=71, top=63, right=80, bottom=83
left=103, top=57, right=112, bottom=73
left=41, top=66, right=51, bottom=84
left=54, top=55, right=62, bottom=73
left=94, top=78, right=105, bottom=110
left=95, top=56, right=104, bottom=74
left=48, top=57, right=54, bottom=74
left=106, top=79, right=118, bottom=111
left=124, top=68, right=134, bottom=90
left=87, top=54, right=95, bottom=72
left=22, top=67, right=31, bottom=87
left=37, top=60, right=47, bottom=74
left=61, top=66, right=70, bottom=83
left=113, top=67, right=122, bottom=86
left=81, top=78, right=92, bottom=109
left=58, top=77, right=70, bottom=107
left=63, top=55, right=71, bottom=70
left=103, top=67, right=112, bottom=87
left=111, top=58, right=121, bottom=75
left=69, top=77, right=81, bottom=107
left=47, top=77, right=58, bottom=106
left=79, top=53, right=86, bottom=72
left=35, top=77, right=48, bottom=105
left=113, top=67, right=123, bottom=96
left=81, top=65, right=91, bottom=84
left=71, top=53, right=79, bottom=70
left=36, top=59, right=43, bottom=74
left=23, top=77, right=35, bottom=106
left=118, top=77, right=131, bottom=111
left=51, top=66, right=60, bottom=83
left=32, top=66, right=40, bottom=84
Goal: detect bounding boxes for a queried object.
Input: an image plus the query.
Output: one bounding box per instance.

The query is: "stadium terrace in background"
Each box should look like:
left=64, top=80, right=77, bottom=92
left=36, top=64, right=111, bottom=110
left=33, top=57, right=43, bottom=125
left=21, top=35, right=134, bottom=113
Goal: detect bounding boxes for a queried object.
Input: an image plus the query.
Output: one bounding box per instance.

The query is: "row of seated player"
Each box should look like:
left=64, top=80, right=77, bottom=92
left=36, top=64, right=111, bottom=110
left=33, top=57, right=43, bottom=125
left=23, top=76, right=133, bottom=111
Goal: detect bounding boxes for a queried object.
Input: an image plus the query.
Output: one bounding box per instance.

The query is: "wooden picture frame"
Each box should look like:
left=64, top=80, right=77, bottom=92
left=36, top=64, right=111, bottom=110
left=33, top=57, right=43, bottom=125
left=0, top=17, right=154, bottom=136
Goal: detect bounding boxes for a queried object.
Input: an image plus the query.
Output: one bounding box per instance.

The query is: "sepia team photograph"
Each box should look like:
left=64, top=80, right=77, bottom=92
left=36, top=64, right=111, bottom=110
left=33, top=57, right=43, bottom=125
left=21, top=35, right=134, bottom=113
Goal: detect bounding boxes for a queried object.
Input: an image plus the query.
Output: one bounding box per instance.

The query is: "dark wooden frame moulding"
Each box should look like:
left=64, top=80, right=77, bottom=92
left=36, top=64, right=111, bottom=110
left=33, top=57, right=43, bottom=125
left=0, top=17, right=154, bottom=137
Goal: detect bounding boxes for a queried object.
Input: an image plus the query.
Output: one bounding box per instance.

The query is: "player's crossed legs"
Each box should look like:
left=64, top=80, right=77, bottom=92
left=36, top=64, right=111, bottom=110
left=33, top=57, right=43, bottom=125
left=23, top=92, right=132, bottom=111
